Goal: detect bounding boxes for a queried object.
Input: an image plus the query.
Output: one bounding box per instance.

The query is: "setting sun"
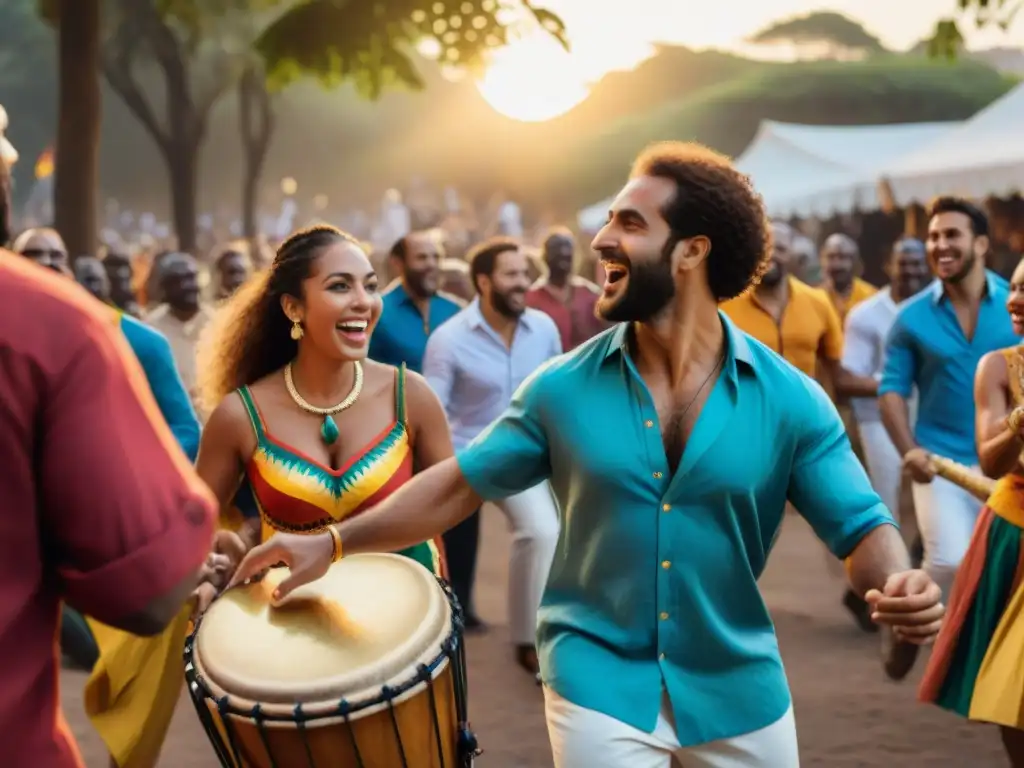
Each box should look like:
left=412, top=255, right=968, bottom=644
left=476, top=33, right=591, bottom=122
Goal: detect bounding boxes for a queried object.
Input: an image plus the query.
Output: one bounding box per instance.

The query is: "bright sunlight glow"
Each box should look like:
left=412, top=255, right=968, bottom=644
left=476, top=33, right=591, bottom=122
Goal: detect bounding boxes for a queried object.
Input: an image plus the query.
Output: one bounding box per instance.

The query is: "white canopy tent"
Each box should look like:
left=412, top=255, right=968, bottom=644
left=881, top=82, right=1024, bottom=205
left=576, top=119, right=960, bottom=230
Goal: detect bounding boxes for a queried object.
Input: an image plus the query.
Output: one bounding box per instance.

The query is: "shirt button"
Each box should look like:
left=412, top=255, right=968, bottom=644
left=661, top=560, right=671, bottom=569
left=660, top=611, right=669, bottom=621
left=645, top=419, right=654, bottom=428
left=653, top=471, right=663, bottom=479
left=662, top=503, right=671, bottom=512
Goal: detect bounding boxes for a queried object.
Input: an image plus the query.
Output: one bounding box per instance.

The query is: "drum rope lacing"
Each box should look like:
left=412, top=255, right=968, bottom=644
left=185, top=578, right=482, bottom=767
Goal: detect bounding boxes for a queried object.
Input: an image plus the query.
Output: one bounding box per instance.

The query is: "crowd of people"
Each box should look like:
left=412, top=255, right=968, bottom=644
left=3, top=125, right=1024, bottom=768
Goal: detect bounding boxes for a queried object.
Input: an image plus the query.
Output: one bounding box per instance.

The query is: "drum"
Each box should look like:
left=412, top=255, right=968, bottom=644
left=185, top=553, right=478, bottom=768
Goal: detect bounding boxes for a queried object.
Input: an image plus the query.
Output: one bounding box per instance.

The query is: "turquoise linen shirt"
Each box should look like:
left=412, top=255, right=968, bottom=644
left=368, top=283, right=463, bottom=373
left=879, top=271, right=1019, bottom=465
left=118, top=312, right=201, bottom=460
left=456, top=313, right=894, bottom=745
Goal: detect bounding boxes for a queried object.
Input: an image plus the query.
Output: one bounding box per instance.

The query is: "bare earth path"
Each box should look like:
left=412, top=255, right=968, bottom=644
left=62, top=514, right=1009, bottom=767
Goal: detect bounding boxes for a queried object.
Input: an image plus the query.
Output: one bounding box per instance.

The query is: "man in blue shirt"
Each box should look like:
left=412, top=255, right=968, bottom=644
left=368, top=230, right=463, bottom=372
left=880, top=197, right=1019, bottom=646
left=424, top=236, right=562, bottom=672
left=232, top=142, right=944, bottom=767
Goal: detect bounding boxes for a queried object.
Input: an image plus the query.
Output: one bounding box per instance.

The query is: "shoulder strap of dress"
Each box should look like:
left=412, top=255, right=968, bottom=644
left=395, top=363, right=408, bottom=426
left=1003, top=347, right=1024, bottom=407
left=236, top=386, right=266, bottom=441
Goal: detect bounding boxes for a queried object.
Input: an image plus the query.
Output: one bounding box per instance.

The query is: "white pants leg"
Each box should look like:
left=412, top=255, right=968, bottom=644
left=544, top=687, right=799, bottom=768
left=493, top=483, right=560, bottom=645
left=857, top=420, right=903, bottom=520
left=911, top=473, right=983, bottom=600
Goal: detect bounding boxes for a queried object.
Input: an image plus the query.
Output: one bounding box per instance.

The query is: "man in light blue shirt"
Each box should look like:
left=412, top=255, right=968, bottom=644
left=233, top=142, right=944, bottom=767
left=880, top=197, right=1020, bottom=620
left=368, top=231, right=463, bottom=373
left=423, top=236, right=561, bottom=674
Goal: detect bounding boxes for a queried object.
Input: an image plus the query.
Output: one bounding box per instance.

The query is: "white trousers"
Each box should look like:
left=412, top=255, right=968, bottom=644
left=912, top=472, right=983, bottom=600
left=544, top=688, right=800, bottom=768
left=492, top=483, right=559, bottom=645
left=857, top=420, right=903, bottom=520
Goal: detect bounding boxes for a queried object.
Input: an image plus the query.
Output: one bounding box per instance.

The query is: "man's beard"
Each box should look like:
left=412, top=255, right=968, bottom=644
left=759, top=261, right=784, bottom=288
left=491, top=288, right=525, bottom=319
left=596, top=244, right=676, bottom=323
left=406, top=270, right=438, bottom=298
left=941, top=251, right=975, bottom=286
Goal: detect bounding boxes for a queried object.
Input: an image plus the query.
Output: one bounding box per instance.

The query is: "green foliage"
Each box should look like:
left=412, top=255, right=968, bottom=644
left=748, top=11, right=886, bottom=54
left=255, top=0, right=566, bottom=99
left=552, top=56, right=1017, bottom=208
left=931, top=0, right=1021, bottom=57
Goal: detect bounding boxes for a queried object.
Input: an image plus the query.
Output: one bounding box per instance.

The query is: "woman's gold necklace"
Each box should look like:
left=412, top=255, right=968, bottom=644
left=284, top=361, right=363, bottom=445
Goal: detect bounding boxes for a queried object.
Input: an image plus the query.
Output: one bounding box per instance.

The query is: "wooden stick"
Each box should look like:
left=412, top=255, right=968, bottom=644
left=929, top=455, right=995, bottom=503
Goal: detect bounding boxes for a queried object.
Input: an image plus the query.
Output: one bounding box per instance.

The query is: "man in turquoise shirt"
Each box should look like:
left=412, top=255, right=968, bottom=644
left=232, top=142, right=945, bottom=767
left=368, top=231, right=463, bottom=372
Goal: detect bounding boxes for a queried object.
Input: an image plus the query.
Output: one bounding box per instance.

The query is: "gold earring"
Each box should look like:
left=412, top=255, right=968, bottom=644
left=290, top=319, right=304, bottom=340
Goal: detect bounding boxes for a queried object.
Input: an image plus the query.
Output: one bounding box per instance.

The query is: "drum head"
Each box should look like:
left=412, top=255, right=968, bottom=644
left=196, top=553, right=450, bottom=705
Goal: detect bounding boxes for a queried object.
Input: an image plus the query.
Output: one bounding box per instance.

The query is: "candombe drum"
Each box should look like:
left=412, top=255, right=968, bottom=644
left=185, top=553, right=479, bottom=767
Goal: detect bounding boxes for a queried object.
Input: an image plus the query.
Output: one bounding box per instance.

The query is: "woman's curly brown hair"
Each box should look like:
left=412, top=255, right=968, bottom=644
left=631, top=141, right=772, bottom=301
left=196, top=223, right=360, bottom=416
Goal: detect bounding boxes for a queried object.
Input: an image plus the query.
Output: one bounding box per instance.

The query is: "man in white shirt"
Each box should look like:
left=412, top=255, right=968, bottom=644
left=842, top=237, right=930, bottom=547
left=423, top=236, right=562, bottom=678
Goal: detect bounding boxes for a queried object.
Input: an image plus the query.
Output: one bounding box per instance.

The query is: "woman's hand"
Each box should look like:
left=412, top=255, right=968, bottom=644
left=225, top=530, right=335, bottom=602
left=190, top=530, right=250, bottom=617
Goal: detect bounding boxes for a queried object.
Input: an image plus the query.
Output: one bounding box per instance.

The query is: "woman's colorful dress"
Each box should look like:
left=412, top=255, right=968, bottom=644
left=919, top=346, right=1024, bottom=729
left=85, top=363, right=444, bottom=767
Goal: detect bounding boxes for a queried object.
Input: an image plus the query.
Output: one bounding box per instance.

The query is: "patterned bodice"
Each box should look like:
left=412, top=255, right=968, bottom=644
left=236, top=365, right=414, bottom=536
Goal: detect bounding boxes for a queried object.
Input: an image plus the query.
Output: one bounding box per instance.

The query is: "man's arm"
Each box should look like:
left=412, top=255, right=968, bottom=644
left=878, top=318, right=919, bottom=457
left=833, top=309, right=881, bottom=399
left=40, top=314, right=215, bottom=636
left=787, top=378, right=907, bottom=594
left=337, top=368, right=553, bottom=556
left=125, top=319, right=202, bottom=460
left=421, top=330, right=457, bottom=414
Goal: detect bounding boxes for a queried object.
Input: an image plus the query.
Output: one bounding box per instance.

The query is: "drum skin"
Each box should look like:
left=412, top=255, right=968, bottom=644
left=191, top=554, right=460, bottom=768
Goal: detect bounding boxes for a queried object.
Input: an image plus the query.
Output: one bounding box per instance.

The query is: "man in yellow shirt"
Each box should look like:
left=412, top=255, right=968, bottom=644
left=821, top=233, right=877, bottom=322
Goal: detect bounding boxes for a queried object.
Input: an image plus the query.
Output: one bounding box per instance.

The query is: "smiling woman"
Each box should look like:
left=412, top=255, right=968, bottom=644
left=476, top=33, right=591, bottom=122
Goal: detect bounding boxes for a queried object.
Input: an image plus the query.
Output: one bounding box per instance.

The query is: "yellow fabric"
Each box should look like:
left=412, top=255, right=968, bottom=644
left=83, top=608, right=192, bottom=768
left=827, top=278, right=877, bottom=322
left=721, top=277, right=844, bottom=377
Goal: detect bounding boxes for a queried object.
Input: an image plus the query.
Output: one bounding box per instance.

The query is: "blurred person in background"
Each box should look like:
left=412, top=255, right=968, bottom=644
left=213, top=246, right=252, bottom=301
left=439, top=256, right=475, bottom=303
left=0, top=252, right=216, bottom=768
left=527, top=227, right=608, bottom=351
left=74, top=256, right=111, bottom=304
left=103, top=252, right=142, bottom=317
left=12, top=227, right=71, bottom=276
left=822, top=233, right=877, bottom=322
left=370, top=230, right=463, bottom=372
left=146, top=251, right=214, bottom=405
left=790, top=233, right=821, bottom=286
left=424, top=237, right=562, bottom=653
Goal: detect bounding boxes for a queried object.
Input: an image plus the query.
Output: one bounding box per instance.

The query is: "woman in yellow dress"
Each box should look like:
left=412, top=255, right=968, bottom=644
left=86, top=224, right=452, bottom=767
left=919, top=257, right=1024, bottom=765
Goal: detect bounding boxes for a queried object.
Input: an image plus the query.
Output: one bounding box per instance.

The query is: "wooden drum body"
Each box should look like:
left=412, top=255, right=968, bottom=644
left=185, top=554, right=477, bottom=768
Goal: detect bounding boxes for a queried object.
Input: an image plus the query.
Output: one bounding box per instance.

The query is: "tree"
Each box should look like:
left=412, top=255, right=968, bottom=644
left=931, top=0, right=1021, bottom=57
left=238, top=60, right=274, bottom=240
left=747, top=12, right=886, bottom=60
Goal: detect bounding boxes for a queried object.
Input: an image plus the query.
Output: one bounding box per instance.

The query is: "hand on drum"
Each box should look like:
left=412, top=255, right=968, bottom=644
left=191, top=530, right=249, bottom=617
left=865, top=569, right=945, bottom=645
left=225, top=530, right=334, bottom=603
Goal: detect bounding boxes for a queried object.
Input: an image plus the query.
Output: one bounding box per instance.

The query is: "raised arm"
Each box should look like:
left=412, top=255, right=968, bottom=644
left=974, top=351, right=1022, bottom=479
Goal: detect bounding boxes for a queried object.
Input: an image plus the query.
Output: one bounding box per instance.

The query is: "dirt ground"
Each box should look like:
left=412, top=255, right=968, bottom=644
left=61, top=513, right=1010, bottom=767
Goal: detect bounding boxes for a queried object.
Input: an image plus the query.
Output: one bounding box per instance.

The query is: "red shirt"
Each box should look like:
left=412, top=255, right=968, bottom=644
left=0, top=255, right=216, bottom=767
left=526, top=278, right=609, bottom=352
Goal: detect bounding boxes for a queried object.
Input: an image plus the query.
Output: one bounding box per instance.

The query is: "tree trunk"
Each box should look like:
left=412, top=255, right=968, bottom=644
left=164, top=137, right=199, bottom=254
left=54, top=0, right=101, bottom=259
left=239, top=64, right=275, bottom=241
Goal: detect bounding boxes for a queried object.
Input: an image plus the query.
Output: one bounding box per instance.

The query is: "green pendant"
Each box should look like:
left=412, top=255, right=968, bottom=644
left=320, top=414, right=340, bottom=445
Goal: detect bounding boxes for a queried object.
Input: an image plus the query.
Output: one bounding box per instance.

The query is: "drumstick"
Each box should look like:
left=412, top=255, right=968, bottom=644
left=929, top=454, right=995, bottom=503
